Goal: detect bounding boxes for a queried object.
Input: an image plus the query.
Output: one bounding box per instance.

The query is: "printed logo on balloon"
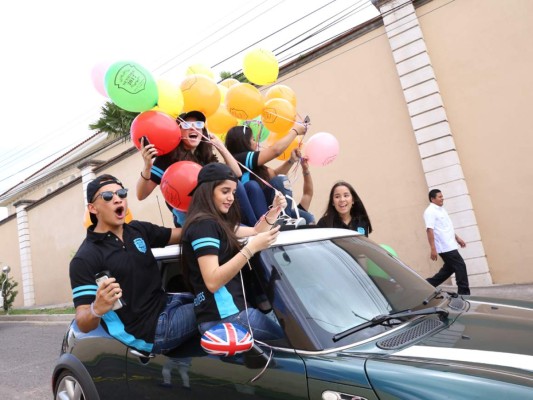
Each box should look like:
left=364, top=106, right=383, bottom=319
left=303, top=132, right=340, bottom=167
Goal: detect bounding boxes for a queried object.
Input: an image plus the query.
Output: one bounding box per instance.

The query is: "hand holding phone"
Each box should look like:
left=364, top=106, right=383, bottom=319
left=95, top=271, right=124, bottom=311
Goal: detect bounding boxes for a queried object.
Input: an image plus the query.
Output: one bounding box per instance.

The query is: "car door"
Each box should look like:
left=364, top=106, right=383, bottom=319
left=126, top=339, right=308, bottom=399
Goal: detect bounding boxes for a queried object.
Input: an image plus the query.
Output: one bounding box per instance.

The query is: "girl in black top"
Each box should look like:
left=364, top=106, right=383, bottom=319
left=317, top=181, right=373, bottom=237
left=182, top=163, right=285, bottom=340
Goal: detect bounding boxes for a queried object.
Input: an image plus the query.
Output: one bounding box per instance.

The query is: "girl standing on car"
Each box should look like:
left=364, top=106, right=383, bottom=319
left=317, top=181, right=373, bottom=237
left=181, top=162, right=285, bottom=341
left=136, top=111, right=251, bottom=227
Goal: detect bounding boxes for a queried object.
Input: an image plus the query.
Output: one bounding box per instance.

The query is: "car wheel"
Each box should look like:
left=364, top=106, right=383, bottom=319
left=54, top=370, right=87, bottom=400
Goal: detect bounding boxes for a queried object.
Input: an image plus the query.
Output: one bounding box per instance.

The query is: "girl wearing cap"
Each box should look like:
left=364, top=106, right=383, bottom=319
left=224, top=122, right=314, bottom=224
left=317, top=181, right=372, bottom=237
left=136, top=111, right=244, bottom=227
left=182, top=162, right=286, bottom=341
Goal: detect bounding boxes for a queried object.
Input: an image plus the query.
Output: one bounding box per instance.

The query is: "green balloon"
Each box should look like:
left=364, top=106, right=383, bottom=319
left=243, top=118, right=270, bottom=142
left=380, top=244, right=398, bottom=257
left=105, top=61, right=158, bottom=112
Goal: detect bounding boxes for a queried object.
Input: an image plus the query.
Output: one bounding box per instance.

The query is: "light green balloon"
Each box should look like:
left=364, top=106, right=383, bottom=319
left=380, top=244, right=398, bottom=257
left=105, top=61, right=158, bottom=112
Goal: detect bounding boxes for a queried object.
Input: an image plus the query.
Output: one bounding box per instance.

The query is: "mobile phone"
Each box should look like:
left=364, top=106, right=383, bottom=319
left=141, top=136, right=157, bottom=158
left=272, top=219, right=285, bottom=229
left=303, top=115, right=311, bottom=124
left=95, top=271, right=124, bottom=310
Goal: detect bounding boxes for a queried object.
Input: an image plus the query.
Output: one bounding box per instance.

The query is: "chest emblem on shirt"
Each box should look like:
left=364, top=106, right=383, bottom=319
left=133, top=238, right=147, bottom=253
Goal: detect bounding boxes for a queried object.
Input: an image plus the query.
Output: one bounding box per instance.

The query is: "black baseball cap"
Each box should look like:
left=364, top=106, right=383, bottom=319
left=178, top=110, right=206, bottom=122
left=86, top=174, right=124, bottom=224
left=189, top=163, right=238, bottom=196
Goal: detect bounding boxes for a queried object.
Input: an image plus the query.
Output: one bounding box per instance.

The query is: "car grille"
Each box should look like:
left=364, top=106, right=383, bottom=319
left=376, top=318, right=444, bottom=349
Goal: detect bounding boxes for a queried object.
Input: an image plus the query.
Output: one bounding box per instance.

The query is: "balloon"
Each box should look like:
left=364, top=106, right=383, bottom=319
left=277, top=136, right=301, bottom=161
left=84, top=208, right=132, bottom=228
left=219, top=78, right=239, bottom=89
left=243, top=117, right=270, bottom=142
left=261, top=98, right=296, bottom=135
left=217, top=84, right=228, bottom=105
left=264, top=84, right=297, bottom=108
left=90, top=61, right=110, bottom=97
left=180, top=74, right=220, bottom=117
left=105, top=61, right=158, bottom=112
left=206, top=105, right=238, bottom=135
left=380, top=244, right=398, bottom=257
left=161, top=161, right=202, bottom=212
left=185, top=63, right=215, bottom=79
left=130, top=111, right=181, bottom=155
left=243, top=48, right=279, bottom=85
left=225, top=83, right=264, bottom=120
left=304, top=132, right=339, bottom=167
left=157, top=79, right=184, bottom=117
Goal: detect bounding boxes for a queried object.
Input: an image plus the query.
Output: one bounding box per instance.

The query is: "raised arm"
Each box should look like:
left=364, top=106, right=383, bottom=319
left=136, top=137, right=158, bottom=200
left=299, top=153, right=313, bottom=211
left=257, top=121, right=307, bottom=166
left=208, top=133, right=242, bottom=177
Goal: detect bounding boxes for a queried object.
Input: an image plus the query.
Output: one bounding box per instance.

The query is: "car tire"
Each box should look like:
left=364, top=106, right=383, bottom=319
left=54, top=370, right=87, bottom=400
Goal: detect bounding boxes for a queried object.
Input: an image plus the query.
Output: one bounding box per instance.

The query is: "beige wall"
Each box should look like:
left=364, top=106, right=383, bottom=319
left=1, top=0, right=532, bottom=308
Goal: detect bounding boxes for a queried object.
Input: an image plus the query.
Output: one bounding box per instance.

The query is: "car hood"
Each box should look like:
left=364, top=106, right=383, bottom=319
left=391, top=298, right=533, bottom=372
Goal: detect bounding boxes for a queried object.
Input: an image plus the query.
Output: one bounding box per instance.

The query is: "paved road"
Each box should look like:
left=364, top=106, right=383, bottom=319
left=0, top=320, right=71, bottom=399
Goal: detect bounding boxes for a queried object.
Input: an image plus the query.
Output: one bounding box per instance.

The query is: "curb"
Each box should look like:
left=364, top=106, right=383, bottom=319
left=0, top=314, right=74, bottom=322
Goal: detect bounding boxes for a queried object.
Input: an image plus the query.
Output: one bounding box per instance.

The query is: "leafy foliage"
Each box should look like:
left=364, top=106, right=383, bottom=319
left=1, top=272, right=18, bottom=312
left=220, top=71, right=249, bottom=84
left=89, top=101, right=139, bottom=141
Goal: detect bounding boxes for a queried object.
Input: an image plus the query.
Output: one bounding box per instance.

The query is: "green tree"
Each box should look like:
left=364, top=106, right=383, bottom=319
left=220, top=71, right=249, bottom=84
left=1, top=272, right=18, bottom=313
left=89, top=101, right=139, bottom=141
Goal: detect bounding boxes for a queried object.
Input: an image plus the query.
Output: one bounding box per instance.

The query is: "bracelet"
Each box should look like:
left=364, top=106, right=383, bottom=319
left=288, top=159, right=294, bottom=165
left=90, top=302, right=103, bottom=318
left=239, top=250, right=250, bottom=261
left=241, top=246, right=254, bottom=259
left=303, top=171, right=310, bottom=176
left=140, top=171, right=150, bottom=181
left=291, top=128, right=298, bottom=135
left=264, top=214, right=275, bottom=225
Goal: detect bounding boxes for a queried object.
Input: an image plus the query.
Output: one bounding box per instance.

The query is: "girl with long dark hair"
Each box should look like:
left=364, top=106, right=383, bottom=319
left=317, top=181, right=373, bottom=236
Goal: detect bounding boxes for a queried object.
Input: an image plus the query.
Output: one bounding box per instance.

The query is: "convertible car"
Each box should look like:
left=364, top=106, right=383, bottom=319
left=53, top=227, right=533, bottom=399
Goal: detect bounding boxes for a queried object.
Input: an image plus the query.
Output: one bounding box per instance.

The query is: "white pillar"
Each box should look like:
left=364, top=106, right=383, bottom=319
left=373, top=0, right=492, bottom=286
left=14, top=200, right=36, bottom=306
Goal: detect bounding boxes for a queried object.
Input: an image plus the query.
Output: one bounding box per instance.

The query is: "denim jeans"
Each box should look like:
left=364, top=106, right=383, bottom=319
left=152, top=293, right=197, bottom=354
left=268, top=175, right=315, bottom=224
left=235, top=181, right=260, bottom=226
left=198, top=308, right=284, bottom=341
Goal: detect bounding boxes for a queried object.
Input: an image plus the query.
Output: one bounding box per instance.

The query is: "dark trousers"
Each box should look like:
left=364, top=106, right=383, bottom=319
left=427, top=249, right=470, bottom=295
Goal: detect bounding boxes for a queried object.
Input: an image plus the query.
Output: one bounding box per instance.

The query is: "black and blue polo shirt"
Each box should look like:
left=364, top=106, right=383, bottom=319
left=69, top=221, right=171, bottom=353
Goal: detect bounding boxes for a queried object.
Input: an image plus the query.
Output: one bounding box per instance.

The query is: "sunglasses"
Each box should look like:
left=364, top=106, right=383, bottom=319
left=180, top=121, right=205, bottom=130
left=93, top=188, right=128, bottom=202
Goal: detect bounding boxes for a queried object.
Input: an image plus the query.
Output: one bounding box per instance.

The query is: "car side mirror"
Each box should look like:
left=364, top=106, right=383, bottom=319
left=243, top=343, right=273, bottom=369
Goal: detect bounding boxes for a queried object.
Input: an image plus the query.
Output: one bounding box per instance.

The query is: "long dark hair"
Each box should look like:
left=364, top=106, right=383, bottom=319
left=321, top=181, right=373, bottom=234
left=158, top=129, right=218, bottom=166
left=225, top=125, right=270, bottom=184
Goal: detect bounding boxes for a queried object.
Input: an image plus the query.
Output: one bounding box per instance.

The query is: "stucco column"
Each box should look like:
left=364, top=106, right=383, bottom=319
left=372, top=0, right=492, bottom=286
left=14, top=200, right=36, bottom=306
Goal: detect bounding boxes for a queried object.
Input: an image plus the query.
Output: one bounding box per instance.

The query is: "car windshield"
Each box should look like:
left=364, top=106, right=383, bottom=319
left=269, top=236, right=435, bottom=347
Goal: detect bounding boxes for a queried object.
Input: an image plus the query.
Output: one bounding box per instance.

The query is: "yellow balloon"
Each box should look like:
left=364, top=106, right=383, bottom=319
left=157, top=79, right=184, bottom=117
left=243, top=48, right=279, bottom=86
left=217, top=84, right=228, bottom=105
left=180, top=74, right=220, bottom=117
left=84, top=208, right=133, bottom=228
left=262, top=98, right=296, bottom=135
left=219, top=78, right=239, bottom=89
left=225, top=83, right=264, bottom=120
left=266, top=132, right=301, bottom=161
left=265, top=84, right=297, bottom=108
left=185, top=63, right=214, bottom=79
left=206, top=105, right=238, bottom=135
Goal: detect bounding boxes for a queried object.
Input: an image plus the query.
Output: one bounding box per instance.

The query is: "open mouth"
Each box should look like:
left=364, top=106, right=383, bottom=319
left=115, top=206, right=125, bottom=219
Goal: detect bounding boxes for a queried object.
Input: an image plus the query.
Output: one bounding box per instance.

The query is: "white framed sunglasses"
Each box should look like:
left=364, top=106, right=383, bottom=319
left=180, top=121, right=205, bottom=130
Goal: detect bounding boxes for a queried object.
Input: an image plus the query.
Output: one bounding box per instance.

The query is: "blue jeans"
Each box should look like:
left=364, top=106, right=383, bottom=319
left=235, top=181, right=260, bottom=226
left=198, top=308, right=284, bottom=341
left=268, top=175, right=315, bottom=224
left=152, top=294, right=197, bottom=354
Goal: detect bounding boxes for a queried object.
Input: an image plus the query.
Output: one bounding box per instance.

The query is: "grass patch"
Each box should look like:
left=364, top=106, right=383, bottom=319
left=0, top=306, right=75, bottom=315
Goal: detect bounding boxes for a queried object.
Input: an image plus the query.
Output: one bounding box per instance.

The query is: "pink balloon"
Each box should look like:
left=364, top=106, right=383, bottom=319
left=91, top=61, right=111, bottom=97
left=304, top=132, right=339, bottom=166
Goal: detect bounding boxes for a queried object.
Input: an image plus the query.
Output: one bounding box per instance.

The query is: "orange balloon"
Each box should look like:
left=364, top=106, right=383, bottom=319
left=206, top=105, right=238, bottom=135
left=219, top=78, right=239, bottom=89
left=180, top=74, right=220, bottom=117
left=274, top=136, right=301, bottom=161
left=84, top=208, right=133, bottom=228
left=265, top=84, right=297, bottom=108
left=261, top=98, right=296, bottom=135
left=225, top=83, right=264, bottom=120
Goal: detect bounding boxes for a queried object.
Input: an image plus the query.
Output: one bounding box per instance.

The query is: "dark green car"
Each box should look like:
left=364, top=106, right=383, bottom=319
left=53, top=228, right=533, bottom=399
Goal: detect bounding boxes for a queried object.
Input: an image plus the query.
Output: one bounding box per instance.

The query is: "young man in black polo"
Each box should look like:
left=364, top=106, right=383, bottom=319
left=69, top=174, right=196, bottom=354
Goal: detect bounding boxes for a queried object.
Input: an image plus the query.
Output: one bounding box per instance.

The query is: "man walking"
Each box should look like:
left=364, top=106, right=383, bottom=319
left=424, top=189, right=470, bottom=295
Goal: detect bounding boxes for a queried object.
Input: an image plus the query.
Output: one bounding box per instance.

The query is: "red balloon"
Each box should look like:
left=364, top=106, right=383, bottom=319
left=161, top=161, right=202, bottom=212
left=130, top=111, right=181, bottom=155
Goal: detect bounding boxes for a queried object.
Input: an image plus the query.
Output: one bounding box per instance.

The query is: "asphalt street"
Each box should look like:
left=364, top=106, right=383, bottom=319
left=0, top=320, right=71, bottom=399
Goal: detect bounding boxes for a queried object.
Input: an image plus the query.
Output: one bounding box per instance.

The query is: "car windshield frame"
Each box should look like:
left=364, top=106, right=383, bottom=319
left=259, top=236, right=436, bottom=350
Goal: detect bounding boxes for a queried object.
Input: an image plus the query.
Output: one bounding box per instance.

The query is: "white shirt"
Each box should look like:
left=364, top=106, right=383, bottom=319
left=424, top=202, right=457, bottom=253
